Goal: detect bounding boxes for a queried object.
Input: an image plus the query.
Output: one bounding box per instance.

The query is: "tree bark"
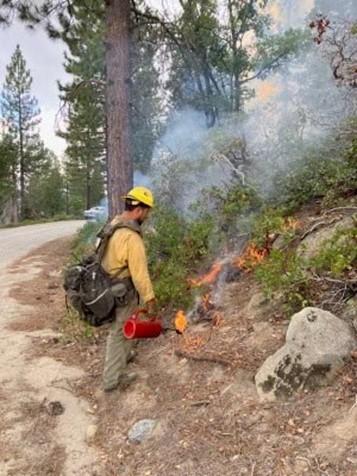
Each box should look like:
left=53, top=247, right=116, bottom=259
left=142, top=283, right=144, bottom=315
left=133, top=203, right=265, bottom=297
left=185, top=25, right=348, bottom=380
left=18, top=96, right=25, bottom=219
left=105, top=0, right=133, bottom=219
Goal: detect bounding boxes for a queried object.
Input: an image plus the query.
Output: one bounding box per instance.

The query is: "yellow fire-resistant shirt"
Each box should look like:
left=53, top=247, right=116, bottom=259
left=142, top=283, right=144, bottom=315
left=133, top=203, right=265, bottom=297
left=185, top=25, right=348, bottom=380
left=101, top=221, right=155, bottom=304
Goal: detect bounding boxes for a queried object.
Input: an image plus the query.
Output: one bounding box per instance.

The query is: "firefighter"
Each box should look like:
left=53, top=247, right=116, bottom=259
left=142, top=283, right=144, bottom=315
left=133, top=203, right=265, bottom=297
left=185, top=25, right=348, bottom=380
left=101, top=186, right=156, bottom=392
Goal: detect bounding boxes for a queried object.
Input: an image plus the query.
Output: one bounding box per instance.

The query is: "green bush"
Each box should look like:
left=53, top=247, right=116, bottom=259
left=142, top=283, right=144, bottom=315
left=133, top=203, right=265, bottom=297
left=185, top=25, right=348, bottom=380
left=273, top=147, right=356, bottom=212
left=311, top=226, right=357, bottom=277
left=255, top=249, right=310, bottom=314
left=193, top=183, right=261, bottom=234
left=147, top=206, right=215, bottom=309
left=250, top=207, right=299, bottom=248
left=70, top=221, right=102, bottom=263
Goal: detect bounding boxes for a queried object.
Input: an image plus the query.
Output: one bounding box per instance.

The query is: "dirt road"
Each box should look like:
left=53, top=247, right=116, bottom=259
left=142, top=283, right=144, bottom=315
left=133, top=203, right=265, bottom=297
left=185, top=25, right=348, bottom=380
left=0, top=221, right=84, bottom=269
left=0, top=221, right=103, bottom=476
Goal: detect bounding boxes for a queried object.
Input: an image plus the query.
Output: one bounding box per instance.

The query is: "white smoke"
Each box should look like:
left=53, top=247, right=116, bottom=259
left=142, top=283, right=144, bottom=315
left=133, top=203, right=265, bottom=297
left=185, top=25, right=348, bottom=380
left=150, top=1, right=356, bottom=212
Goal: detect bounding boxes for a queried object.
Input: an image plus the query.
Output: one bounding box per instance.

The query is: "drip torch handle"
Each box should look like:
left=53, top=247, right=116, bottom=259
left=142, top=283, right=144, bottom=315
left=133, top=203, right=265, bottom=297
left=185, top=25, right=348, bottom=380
left=132, top=309, right=148, bottom=320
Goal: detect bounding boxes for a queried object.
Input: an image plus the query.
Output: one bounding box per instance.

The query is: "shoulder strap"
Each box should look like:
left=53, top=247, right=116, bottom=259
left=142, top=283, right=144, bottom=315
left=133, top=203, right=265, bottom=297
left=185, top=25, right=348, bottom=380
left=96, top=219, right=142, bottom=264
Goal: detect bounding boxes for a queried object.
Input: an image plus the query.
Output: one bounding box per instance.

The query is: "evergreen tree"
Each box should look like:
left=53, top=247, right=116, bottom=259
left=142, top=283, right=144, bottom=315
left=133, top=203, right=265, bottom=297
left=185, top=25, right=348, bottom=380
left=58, top=0, right=161, bottom=200
left=0, top=0, right=134, bottom=217
left=0, top=133, right=17, bottom=222
left=27, top=154, right=65, bottom=218
left=1, top=45, right=42, bottom=219
left=163, top=0, right=306, bottom=124
left=58, top=3, right=106, bottom=214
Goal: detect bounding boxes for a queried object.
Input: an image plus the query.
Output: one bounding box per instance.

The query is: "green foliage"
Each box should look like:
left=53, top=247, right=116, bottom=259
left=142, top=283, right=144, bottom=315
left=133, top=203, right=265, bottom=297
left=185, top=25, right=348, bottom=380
left=58, top=0, right=162, bottom=214
left=60, top=307, right=96, bottom=344
left=0, top=134, right=16, bottom=206
left=254, top=28, right=310, bottom=77
left=274, top=150, right=357, bottom=212
left=166, top=0, right=305, bottom=121
left=26, top=154, right=66, bottom=218
left=58, top=2, right=106, bottom=213
left=255, top=249, right=310, bottom=314
left=147, top=207, right=215, bottom=309
left=312, top=226, right=357, bottom=277
left=1, top=44, right=45, bottom=220
left=198, top=183, right=261, bottom=232
left=70, top=221, right=101, bottom=263
left=0, top=45, right=62, bottom=222
left=250, top=207, right=300, bottom=248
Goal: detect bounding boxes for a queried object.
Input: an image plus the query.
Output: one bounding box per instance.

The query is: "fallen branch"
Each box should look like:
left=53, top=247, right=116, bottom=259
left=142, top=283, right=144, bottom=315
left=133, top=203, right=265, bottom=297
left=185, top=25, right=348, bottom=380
left=175, top=349, right=232, bottom=367
left=323, top=206, right=357, bottom=215
left=311, top=274, right=357, bottom=286
left=300, top=217, right=340, bottom=241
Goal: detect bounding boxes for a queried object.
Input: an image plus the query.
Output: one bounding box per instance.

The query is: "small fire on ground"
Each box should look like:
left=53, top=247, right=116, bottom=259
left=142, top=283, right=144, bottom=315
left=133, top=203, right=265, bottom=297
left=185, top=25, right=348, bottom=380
left=234, top=243, right=268, bottom=272
left=188, top=262, right=222, bottom=287
left=174, top=217, right=301, bottom=350
left=174, top=310, right=188, bottom=334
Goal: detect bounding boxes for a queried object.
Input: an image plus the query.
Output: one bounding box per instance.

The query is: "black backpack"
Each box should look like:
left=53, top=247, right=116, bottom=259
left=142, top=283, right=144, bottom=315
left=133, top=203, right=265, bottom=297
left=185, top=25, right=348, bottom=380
left=64, top=220, right=141, bottom=327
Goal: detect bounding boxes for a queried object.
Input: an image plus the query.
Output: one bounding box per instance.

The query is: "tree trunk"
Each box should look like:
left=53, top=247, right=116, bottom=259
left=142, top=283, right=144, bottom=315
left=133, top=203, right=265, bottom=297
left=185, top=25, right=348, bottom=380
left=18, top=97, right=25, bottom=220
left=105, top=0, right=133, bottom=219
left=11, top=165, right=18, bottom=224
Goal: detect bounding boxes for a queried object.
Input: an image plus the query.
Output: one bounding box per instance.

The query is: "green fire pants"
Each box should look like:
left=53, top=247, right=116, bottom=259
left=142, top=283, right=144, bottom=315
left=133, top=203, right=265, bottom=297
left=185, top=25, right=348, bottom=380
left=103, top=297, right=138, bottom=391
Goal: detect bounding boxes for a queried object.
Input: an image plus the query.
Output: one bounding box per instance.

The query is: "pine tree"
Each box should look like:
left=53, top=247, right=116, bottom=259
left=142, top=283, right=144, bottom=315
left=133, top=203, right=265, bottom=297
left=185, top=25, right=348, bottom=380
left=58, top=0, right=161, bottom=203
left=58, top=3, right=106, bottom=214
left=27, top=153, right=65, bottom=218
left=0, top=0, right=134, bottom=217
left=1, top=45, right=42, bottom=219
left=0, top=133, right=17, bottom=223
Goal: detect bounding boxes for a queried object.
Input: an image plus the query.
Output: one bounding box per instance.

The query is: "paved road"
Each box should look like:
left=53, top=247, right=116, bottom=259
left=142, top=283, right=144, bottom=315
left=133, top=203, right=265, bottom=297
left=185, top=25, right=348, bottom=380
left=0, top=220, right=84, bottom=271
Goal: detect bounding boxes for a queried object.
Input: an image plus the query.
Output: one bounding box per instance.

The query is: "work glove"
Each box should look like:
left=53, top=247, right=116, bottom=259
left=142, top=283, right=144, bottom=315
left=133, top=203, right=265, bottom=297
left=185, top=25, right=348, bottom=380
left=145, top=298, right=158, bottom=320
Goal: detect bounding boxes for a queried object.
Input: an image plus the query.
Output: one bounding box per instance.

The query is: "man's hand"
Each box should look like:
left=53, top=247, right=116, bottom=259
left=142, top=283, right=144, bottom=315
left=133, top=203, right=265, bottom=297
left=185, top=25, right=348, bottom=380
left=146, top=298, right=158, bottom=319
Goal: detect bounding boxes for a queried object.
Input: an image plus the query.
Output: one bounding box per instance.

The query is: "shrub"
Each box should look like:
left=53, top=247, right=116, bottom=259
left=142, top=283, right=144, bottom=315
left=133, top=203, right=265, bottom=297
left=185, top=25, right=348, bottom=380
left=70, top=221, right=102, bottom=262
left=147, top=206, right=215, bottom=309
left=273, top=136, right=357, bottom=212
left=311, top=226, right=357, bottom=277
left=255, top=249, right=310, bottom=314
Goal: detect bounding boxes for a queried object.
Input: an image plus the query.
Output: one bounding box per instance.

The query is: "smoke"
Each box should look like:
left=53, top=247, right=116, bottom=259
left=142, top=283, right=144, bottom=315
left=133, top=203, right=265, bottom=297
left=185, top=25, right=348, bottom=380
left=151, top=109, right=242, bottom=214
left=150, top=1, right=356, bottom=212
left=134, top=170, right=152, bottom=188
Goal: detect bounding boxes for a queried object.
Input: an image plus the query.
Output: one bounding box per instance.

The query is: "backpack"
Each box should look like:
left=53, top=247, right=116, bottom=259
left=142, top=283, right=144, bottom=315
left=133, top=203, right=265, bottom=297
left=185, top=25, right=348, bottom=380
left=63, top=220, right=141, bottom=327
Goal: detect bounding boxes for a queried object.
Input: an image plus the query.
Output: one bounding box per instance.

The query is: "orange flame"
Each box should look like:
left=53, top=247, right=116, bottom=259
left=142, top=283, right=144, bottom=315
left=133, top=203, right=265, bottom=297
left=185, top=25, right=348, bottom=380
left=234, top=243, right=268, bottom=272
left=188, top=262, right=223, bottom=288
left=200, top=292, right=215, bottom=313
left=213, top=311, right=224, bottom=327
left=283, top=218, right=301, bottom=231
left=175, top=310, right=188, bottom=334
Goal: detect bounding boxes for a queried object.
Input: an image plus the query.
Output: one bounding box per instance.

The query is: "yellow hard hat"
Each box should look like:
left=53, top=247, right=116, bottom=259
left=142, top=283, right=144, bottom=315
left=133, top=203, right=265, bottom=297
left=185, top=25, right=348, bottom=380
left=123, top=186, right=154, bottom=208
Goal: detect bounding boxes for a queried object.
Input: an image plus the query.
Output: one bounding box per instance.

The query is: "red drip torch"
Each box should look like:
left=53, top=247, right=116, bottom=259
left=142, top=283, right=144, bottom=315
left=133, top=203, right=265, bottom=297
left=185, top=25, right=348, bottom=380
left=123, top=309, right=188, bottom=339
left=123, top=309, right=163, bottom=339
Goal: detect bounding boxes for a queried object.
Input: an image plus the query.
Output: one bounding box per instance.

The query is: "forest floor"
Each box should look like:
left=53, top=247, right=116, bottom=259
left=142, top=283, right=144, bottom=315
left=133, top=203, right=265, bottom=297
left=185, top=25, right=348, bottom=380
left=1, top=216, right=357, bottom=475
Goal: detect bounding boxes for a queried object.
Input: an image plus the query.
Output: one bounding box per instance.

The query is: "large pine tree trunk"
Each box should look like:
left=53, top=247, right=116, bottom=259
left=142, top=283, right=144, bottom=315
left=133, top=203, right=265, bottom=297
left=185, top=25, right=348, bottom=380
left=105, top=0, right=133, bottom=219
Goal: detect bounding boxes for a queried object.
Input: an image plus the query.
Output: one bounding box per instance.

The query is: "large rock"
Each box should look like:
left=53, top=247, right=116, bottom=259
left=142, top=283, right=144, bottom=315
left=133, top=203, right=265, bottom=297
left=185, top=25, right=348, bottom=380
left=298, top=216, right=354, bottom=259
left=255, top=307, right=356, bottom=401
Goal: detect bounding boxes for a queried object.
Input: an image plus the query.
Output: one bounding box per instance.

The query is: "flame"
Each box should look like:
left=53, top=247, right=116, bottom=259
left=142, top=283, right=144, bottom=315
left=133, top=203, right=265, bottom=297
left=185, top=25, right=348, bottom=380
left=255, top=81, right=279, bottom=103
left=201, top=293, right=214, bottom=312
left=234, top=243, right=268, bottom=272
left=213, top=311, right=224, bottom=327
left=175, top=310, right=188, bottom=334
left=188, top=262, right=223, bottom=288
left=283, top=218, right=301, bottom=231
